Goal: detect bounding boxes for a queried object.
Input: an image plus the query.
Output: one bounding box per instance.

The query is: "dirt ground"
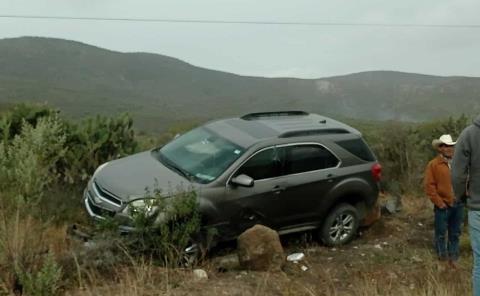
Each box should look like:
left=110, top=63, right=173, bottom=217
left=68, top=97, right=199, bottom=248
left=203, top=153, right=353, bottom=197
left=68, top=195, right=473, bottom=296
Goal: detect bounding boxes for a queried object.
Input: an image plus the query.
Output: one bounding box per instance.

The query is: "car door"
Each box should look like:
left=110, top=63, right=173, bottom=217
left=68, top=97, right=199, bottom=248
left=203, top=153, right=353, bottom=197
left=224, top=146, right=289, bottom=233
left=275, top=143, right=341, bottom=227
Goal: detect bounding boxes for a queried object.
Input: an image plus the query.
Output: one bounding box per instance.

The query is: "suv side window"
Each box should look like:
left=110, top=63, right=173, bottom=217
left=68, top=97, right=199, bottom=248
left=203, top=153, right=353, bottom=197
left=335, top=138, right=375, bottom=161
left=286, top=144, right=339, bottom=174
left=236, top=147, right=285, bottom=180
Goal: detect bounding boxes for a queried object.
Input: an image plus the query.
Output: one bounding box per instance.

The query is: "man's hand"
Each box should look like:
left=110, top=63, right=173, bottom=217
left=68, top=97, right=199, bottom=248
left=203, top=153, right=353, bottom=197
left=437, top=202, right=448, bottom=209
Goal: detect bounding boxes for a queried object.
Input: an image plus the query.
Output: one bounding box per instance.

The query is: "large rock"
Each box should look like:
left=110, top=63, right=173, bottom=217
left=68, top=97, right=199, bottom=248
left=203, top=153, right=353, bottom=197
left=237, top=224, right=285, bottom=271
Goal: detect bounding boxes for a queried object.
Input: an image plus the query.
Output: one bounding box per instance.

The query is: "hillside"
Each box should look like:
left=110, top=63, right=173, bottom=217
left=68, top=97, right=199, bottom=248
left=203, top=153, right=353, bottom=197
left=1, top=36, right=479, bottom=131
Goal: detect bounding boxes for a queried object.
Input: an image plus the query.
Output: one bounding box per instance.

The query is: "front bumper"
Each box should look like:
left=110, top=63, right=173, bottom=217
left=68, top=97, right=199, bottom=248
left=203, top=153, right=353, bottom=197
left=83, top=182, right=135, bottom=232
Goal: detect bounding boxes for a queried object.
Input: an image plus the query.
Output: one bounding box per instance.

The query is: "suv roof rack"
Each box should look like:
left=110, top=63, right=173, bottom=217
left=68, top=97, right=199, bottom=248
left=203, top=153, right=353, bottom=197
left=279, top=128, right=350, bottom=138
left=241, top=111, right=309, bottom=120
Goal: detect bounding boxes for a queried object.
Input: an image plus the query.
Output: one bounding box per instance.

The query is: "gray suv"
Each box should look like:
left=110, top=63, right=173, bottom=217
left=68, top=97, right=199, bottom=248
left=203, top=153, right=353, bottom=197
left=84, top=111, right=381, bottom=246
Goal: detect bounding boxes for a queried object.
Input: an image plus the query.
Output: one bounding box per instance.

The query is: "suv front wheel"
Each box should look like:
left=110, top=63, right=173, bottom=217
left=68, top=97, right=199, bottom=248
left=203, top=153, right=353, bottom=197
left=319, top=203, right=359, bottom=246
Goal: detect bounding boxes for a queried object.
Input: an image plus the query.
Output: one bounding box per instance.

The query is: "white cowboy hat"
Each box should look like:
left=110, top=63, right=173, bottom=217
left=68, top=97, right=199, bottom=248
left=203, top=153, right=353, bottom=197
left=432, top=134, right=456, bottom=149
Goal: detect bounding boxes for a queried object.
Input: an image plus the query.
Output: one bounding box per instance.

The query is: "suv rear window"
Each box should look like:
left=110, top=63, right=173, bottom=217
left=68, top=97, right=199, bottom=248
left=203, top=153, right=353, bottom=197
left=335, top=138, right=375, bottom=161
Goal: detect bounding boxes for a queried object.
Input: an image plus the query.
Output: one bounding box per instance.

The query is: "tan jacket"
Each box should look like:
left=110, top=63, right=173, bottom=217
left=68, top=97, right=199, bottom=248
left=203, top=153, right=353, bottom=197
left=424, top=155, right=455, bottom=208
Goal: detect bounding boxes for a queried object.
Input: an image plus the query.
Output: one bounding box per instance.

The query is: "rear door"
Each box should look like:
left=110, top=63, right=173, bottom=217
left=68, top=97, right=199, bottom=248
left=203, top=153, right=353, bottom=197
left=275, top=143, right=341, bottom=227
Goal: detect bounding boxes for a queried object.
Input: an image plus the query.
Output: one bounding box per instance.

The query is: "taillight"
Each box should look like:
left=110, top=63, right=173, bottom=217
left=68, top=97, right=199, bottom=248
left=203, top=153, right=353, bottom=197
left=371, top=163, right=382, bottom=182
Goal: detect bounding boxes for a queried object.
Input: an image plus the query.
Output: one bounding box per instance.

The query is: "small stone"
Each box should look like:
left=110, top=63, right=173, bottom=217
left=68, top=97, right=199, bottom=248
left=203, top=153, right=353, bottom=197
left=387, top=271, right=398, bottom=280
left=374, top=244, right=383, bottom=250
left=411, top=256, right=423, bottom=263
left=193, top=269, right=208, bottom=281
left=301, top=265, right=308, bottom=271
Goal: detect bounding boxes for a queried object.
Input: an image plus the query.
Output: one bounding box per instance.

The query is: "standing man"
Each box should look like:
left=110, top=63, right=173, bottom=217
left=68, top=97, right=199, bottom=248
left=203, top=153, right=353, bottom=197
left=452, top=115, right=480, bottom=295
left=424, top=134, right=464, bottom=267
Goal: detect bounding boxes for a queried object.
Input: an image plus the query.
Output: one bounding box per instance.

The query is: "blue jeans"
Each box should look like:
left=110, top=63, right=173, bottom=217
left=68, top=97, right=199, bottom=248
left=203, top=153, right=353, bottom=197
left=434, top=202, right=464, bottom=260
left=469, top=211, right=480, bottom=296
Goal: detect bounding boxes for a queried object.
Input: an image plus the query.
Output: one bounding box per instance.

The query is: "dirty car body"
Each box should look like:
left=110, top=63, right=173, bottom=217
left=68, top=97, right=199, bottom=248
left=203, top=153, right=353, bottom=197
left=84, top=111, right=381, bottom=246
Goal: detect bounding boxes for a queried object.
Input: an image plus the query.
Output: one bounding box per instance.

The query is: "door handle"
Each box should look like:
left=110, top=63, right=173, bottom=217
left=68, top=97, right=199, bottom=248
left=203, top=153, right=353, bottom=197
left=326, top=173, right=335, bottom=183
left=271, top=185, right=286, bottom=194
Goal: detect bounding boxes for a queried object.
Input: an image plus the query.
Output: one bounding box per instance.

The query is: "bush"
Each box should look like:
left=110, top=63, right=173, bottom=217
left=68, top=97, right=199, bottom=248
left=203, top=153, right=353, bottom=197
left=0, top=101, right=139, bottom=220
left=0, top=115, right=66, bottom=205
left=0, top=103, right=57, bottom=143
left=95, top=187, right=202, bottom=267
left=0, top=103, right=138, bottom=189
left=60, top=113, right=138, bottom=184
left=17, top=252, right=63, bottom=296
left=359, top=115, right=471, bottom=193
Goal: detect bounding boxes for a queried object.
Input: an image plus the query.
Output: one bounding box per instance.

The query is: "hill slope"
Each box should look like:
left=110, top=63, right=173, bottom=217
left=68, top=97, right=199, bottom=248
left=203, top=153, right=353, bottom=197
left=1, top=37, right=479, bottom=131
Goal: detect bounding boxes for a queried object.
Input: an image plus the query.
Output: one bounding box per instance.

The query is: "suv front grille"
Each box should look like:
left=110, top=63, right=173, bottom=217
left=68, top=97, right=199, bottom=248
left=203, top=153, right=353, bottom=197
left=93, top=180, right=122, bottom=207
left=86, top=193, right=116, bottom=218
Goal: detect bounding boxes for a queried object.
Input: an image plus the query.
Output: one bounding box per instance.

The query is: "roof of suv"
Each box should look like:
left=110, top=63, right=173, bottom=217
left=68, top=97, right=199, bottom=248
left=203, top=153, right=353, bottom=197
left=206, top=111, right=361, bottom=148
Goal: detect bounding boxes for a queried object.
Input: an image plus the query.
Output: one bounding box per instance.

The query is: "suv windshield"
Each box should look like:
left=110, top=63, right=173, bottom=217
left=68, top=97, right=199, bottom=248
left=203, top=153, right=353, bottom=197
left=155, top=127, right=245, bottom=183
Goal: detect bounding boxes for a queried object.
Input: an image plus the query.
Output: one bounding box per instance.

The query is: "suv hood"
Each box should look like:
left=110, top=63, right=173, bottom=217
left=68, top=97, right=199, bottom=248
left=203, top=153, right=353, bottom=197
left=94, top=151, right=191, bottom=202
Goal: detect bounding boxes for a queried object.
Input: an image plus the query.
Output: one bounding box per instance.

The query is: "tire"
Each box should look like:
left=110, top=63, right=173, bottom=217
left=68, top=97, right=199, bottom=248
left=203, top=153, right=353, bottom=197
left=319, top=203, right=359, bottom=247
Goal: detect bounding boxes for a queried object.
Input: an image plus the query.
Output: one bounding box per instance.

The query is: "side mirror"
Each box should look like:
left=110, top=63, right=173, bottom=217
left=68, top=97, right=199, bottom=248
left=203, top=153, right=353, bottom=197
left=231, top=174, right=254, bottom=187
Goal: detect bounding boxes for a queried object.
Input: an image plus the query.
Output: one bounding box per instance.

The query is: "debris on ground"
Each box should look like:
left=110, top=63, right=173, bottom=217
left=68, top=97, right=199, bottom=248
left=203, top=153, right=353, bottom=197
left=286, top=252, right=305, bottom=262
left=193, top=269, right=209, bottom=281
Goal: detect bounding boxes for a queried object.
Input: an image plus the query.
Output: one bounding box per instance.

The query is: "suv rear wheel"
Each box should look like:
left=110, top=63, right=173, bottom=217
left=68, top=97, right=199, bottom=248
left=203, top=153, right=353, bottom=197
left=319, top=203, right=359, bottom=246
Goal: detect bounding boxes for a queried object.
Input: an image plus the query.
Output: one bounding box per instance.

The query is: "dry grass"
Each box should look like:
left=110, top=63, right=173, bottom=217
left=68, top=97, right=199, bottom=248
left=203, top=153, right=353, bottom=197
left=1, top=194, right=474, bottom=295
left=0, top=208, right=69, bottom=295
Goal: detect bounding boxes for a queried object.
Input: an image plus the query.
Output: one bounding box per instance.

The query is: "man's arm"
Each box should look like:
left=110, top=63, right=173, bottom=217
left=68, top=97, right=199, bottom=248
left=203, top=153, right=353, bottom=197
left=451, top=129, right=471, bottom=200
left=424, top=162, right=446, bottom=208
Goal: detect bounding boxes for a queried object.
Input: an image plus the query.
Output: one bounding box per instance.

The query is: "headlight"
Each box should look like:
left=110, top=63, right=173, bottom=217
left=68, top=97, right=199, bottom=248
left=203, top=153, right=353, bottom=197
left=122, top=199, right=159, bottom=217
left=93, top=162, right=109, bottom=178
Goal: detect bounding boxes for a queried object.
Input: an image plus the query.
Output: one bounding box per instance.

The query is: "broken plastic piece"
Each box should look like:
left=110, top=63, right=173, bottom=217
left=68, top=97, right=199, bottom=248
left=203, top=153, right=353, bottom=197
left=287, top=252, right=305, bottom=262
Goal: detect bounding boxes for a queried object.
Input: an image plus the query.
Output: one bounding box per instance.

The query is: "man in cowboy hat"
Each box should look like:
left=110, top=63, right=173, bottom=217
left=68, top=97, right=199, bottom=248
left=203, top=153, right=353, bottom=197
left=452, top=115, right=480, bottom=295
left=424, top=134, right=464, bottom=267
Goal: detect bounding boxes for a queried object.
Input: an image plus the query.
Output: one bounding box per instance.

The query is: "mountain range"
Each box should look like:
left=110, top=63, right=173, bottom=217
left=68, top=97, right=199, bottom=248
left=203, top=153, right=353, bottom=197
left=1, top=36, right=479, bottom=131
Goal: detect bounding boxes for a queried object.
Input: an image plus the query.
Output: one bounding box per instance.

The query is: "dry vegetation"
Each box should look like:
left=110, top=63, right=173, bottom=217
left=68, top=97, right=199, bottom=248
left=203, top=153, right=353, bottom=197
left=0, top=104, right=474, bottom=295
left=0, top=194, right=468, bottom=296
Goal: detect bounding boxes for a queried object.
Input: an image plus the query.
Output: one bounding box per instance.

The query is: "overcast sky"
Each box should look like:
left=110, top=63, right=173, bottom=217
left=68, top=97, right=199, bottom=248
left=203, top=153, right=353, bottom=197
left=1, top=0, right=479, bottom=78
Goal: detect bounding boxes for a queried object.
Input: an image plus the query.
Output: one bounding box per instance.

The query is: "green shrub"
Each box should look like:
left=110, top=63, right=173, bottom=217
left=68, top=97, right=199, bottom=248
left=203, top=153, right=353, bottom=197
left=0, top=103, right=138, bottom=188
left=0, top=103, right=57, bottom=143
left=359, top=115, right=471, bottom=193
left=0, top=116, right=66, bottom=205
left=17, top=252, right=62, bottom=296
left=99, top=187, right=203, bottom=267
left=60, top=113, right=138, bottom=184
left=0, top=103, right=138, bottom=222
